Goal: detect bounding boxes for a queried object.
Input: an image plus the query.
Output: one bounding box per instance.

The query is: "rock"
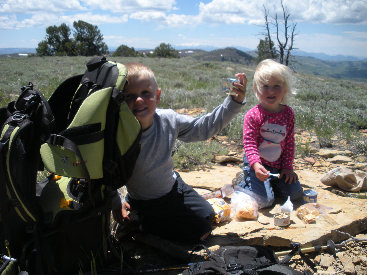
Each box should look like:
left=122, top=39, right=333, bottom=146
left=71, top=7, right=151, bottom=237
left=337, top=252, right=356, bottom=274
left=351, top=162, right=367, bottom=170
left=257, top=215, right=271, bottom=225
left=327, top=155, right=353, bottom=164
left=214, top=155, right=242, bottom=164
left=309, top=147, right=319, bottom=154
left=357, top=255, right=367, bottom=264
left=319, top=254, right=335, bottom=267
left=317, top=149, right=353, bottom=158
left=355, top=156, right=367, bottom=163
left=304, top=157, right=316, bottom=165
left=326, top=266, right=336, bottom=274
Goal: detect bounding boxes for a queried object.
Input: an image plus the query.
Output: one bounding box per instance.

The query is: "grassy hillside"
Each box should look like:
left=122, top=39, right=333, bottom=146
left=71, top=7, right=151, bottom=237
left=182, top=48, right=367, bottom=82
left=187, top=47, right=255, bottom=65
left=0, top=55, right=366, bottom=169
left=290, top=56, right=367, bottom=82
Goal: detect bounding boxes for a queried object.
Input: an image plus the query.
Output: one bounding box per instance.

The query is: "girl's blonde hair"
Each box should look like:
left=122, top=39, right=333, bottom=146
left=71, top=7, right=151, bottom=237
left=253, top=59, right=293, bottom=103
left=125, top=62, right=158, bottom=91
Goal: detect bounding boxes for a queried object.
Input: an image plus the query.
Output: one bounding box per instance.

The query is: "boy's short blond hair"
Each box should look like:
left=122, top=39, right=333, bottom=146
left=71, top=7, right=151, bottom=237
left=253, top=59, right=293, bottom=103
left=125, top=62, right=158, bottom=91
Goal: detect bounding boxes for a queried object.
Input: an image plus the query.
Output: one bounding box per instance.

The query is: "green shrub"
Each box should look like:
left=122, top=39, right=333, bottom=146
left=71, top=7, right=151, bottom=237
left=172, top=140, right=228, bottom=170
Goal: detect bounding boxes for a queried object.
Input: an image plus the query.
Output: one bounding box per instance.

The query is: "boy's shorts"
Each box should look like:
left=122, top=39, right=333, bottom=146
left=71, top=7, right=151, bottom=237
left=127, top=172, right=214, bottom=242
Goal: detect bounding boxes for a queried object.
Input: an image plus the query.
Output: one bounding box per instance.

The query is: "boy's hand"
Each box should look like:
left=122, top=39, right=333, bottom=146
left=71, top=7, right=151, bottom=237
left=232, top=73, right=247, bottom=104
left=281, top=168, right=298, bottom=184
left=112, top=207, right=124, bottom=224
left=253, top=162, right=270, bottom=182
left=122, top=201, right=131, bottom=221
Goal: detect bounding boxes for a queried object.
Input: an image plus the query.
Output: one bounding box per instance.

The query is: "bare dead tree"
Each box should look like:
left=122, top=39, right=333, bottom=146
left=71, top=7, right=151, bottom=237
left=263, top=0, right=297, bottom=65
left=263, top=5, right=277, bottom=60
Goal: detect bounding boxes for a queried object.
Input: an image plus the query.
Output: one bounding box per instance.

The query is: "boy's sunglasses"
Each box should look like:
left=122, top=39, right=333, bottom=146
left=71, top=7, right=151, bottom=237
left=123, top=93, right=155, bottom=103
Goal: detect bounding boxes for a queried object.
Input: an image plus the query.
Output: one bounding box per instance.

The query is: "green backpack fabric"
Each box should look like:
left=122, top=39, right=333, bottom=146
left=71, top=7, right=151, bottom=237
left=0, top=57, right=141, bottom=274
left=41, top=56, right=141, bottom=188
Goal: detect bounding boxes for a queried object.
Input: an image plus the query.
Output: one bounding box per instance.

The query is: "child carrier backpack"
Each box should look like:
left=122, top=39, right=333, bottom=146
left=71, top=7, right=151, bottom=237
left=183, top=245, right=305, bottom=275
left=0, top=56, right=141, bottom=274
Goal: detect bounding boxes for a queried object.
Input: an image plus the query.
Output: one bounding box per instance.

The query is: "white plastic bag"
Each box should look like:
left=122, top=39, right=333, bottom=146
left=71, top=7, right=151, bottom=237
left=230, top=191, right=259, bottom=221
left=280, top=196, right=293, bottom=214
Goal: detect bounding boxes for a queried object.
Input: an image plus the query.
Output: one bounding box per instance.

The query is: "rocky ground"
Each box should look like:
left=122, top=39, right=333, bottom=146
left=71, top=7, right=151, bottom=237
left=116, top=128, right=367, bottom=274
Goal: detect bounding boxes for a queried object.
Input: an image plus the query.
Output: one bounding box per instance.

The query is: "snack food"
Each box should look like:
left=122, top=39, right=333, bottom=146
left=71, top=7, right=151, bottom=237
left=230, top=191, right=259, bottom=221
left=207, top=198, right=231, bottom=224
left=296, top=203, right=320, bottom=224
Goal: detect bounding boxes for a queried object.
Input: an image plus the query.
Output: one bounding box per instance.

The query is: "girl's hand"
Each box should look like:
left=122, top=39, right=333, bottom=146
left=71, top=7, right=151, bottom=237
left=281, top=169, right=298, bottom=184
left=231, top=73, right=247, bottom=104
left=253, top=162, right=270, bottom=182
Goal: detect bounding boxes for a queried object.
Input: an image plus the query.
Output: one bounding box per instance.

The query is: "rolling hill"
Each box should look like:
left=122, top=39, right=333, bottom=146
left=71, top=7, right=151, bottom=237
left=180, top=48, right=367, bottom=82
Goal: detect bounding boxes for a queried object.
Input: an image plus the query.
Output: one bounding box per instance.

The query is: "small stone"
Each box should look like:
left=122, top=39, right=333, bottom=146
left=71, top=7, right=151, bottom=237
left=327, top=155, right=353, bottom=164
left=214, top=155, right=242, bottom=163
left=326, top=266, right=336, bottom=274
left=317, top=149, right=341, bottom=158
left=337, top=252, right=356, bottom=274
left=304, top=157, right=316, bottom=165
left=319, top=254, right=335, bottom=267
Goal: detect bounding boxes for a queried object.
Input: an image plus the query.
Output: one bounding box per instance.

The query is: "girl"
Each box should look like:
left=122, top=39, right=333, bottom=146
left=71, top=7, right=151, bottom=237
left=239, top=59, right=303, bottom=208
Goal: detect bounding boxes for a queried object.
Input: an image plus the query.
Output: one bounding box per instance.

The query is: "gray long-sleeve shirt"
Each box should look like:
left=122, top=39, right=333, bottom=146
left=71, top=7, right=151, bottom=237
left=125, top=96, right=244, bottom=200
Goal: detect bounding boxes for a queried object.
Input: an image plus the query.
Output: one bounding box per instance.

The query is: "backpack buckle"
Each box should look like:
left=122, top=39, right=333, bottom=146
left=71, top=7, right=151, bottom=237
left=11, top=113, right=26, bottom=123
left=226, top=263, right=243, bottom=272
left=49, top=134, right=64, bottom=146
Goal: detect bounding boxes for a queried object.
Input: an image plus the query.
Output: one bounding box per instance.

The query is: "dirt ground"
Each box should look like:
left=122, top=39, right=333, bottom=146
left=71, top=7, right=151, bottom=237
left=115, top=130, right=367, bottom=274
left=116, top=163, right=367, bottom=274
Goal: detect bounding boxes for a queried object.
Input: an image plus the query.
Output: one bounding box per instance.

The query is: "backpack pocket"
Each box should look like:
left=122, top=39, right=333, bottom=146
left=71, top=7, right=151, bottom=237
left=41, top=87, right=112, bottom=180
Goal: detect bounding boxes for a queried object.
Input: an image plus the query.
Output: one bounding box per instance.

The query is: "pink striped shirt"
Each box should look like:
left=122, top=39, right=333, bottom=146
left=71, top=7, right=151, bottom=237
left=243, top=104, right=295, bottom=170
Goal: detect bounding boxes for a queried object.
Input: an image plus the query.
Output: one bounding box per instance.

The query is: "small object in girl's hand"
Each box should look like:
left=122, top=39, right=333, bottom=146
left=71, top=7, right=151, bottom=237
left=221, top=78, right=237, bottom=95
left=269, top=173, right=280, bottom=178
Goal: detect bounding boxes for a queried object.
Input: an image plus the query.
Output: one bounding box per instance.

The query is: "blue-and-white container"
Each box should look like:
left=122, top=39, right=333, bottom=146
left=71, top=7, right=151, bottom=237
left=303, top=189, right=318, bottom=203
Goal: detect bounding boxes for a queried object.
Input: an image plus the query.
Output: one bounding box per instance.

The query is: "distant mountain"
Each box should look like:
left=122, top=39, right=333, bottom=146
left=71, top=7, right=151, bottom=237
left=180, top=47, right=367, bottom=82
left=0, top=48, right=36, bottom=55
left=187, top=47, right=255, bottom=64
left=290, top=55, right=367, bottom=82
left=293, top=50, right=365, bottom=62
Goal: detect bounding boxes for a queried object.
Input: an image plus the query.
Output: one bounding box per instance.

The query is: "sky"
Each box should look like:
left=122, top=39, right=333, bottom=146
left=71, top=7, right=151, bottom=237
left=1, top=0, right=367, bottom=58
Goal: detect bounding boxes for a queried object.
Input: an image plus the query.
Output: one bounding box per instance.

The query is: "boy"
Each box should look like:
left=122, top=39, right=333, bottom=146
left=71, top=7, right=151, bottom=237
left=114, top=62, right=246, bottom=242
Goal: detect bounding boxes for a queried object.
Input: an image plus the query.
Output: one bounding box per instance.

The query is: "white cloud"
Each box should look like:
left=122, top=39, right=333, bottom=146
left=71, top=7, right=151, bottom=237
left=130, top=11, right=166, bottom=21
left=82, top=0, right=176, bottom=13
left=164, top=14, right=199, bottom=26
left=0, top=0, right=85, bottom=13
left=1, top=0, right=367, bottom=30
left=176, top=34, right=259, bottom=49
left=197, top=0, right=263, bottom=25
left=195, top=0, right=367, bottom=25
left=0, top=12, right=127, bottom=29
left=59, top=13, right=128, bottom=25
left=286, top=0, right=367, bottom=24
left=343, top=31, right=367, bottom=39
